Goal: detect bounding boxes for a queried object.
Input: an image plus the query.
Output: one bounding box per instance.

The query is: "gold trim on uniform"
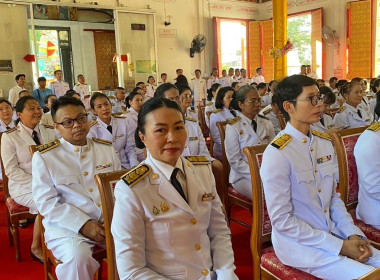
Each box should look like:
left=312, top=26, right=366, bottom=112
left=36, top=139, right=60, bottom=154
left=121, top=163, right=152, bottom=187
left=90, top=120, right=98, bottom=127
left=5, top=127, right=17, bottom=134
left=114, top=115, right=126, bottom=119
left=184, top=156, right=209, bottom=164
left=258, top=114, right=269, bottom=120
left=338, top=106, right=346, bottom=114
left=212, top=108, right=222, bottom=114
left=311, top=130, right=331, bottom=141
left=43, top=124, right=55, bottom=129
left=153, top=206, right=160, bottom=215
left=160, top=202, right=169, bottom=212
left=367, top=122, right=380, bottom=132
left=185, top=116, right=197, bottom=122
left=206, top=101, right=213, bottom=106
left=263, top=108, right=272, bottom=115
left=92, top=137, right=112, bottom=145
left=227, top=116, right=241, bottom=125
left=201, top=192, right=216, bottom=201
left=270, top=134, right=292, bottom=150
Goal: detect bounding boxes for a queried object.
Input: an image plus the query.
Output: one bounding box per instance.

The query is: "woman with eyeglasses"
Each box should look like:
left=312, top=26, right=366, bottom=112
left=111, top=97, right=238, bottom=279
left=225, top=85, right=275, bottom=198
left=333, top=82, right=373, bottom=129
left=88, top=92, right=139, bottom=169
left=310, top=86, right=338, bottom=132
left=177, top=85, right=212, bottom=161
left=1, top=96, right=56, bottom=263
left=204, top=83, right=222, bottom=128
left=209, top=86, right=236, bottom=161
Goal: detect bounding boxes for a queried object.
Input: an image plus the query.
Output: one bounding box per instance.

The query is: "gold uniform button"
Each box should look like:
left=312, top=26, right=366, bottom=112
left=324, top=208, right=327, bottom=213
left=186, top=162, right=191, bottom=167
left=83, top=171, right=89, bottom=176
left=190, top=218, right=197, bottom=225
left=302, top=138, right=307, bottom=143
left=84, top=147, right=89, bottom=152
left=74, top=147, right=79, bottom=152
left=310, top=148, right=314, bottom=152
left=317, top=188, right=321, bottom=193
left=195, top=244, right=201, bottom=250
left=314, top=169, right=317, bottom=173
left=88, top=188, right=93, bottom=192
left=97, top=203, right=101, bottom=207
left=81, top=155, right=86, bottom=159
left=202, top=270, right=209, bottom=276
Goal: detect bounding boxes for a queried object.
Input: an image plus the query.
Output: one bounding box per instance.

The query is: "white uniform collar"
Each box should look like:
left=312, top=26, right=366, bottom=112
left=61, top=137, right=90, bottom=153
left=20, top=122, right=40, bottom=137
left=344, top=102, right=359, bottom=111
left=97, top=116, right=114, bottom=129
left=284, top=122, right=313, bottom=145
left=129, top=107, right=138, bottom=116
left=150, top=154, right=184, bottom=182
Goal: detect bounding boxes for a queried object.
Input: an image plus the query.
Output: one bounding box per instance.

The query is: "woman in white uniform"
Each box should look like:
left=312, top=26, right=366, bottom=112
left=204, top=83, right=221, bottom=128
left=111, top=97, right=238, bottom=279
left=1, top=96, right=56, bottom=263
left=88, top=92, right=138, bottom=168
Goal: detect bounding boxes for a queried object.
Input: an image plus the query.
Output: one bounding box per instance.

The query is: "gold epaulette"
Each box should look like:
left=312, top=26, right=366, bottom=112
left=188, top=109, right=196, bottom=113
left=206, top=102, right=213, bottom=106
left=90, top=120, right=97, bottom=127
left=227, top=116, right=241, bottom=125
left=75, top=83, right=81, bottom=86
left=92, top=137, right=112, bottom=145
left=121, top=164, right=152, bottom=187
left=367, top=122, right=380, bottom=132
left=114, top=115, right=126, bottom=119
left=212, top=108, right=222, bottom=114
left=184, top=156, right=209, bottom=164
left=37, top=139, right=60, bottom=154
left=263, top=108, right=272, bottom=115
left=185, top=116, right=197, bottom=122
left=311, top=130, right=331, bottom=141
left=338, top=106, right=346, bottom=114
left=43, top=124, right=54, bottom=129
left=270, top=134, right=292, bottom=150
left=5, top=127, right=17, bottom=134
left=258, top=114, right=269, bottom=120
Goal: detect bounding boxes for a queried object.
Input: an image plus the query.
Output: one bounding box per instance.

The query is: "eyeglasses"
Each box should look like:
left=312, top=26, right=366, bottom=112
left=55, top=113, right=88, bottom=128
left=289, top=94, right=324, bottom=106
left=246, top=98, right=262, bottom=104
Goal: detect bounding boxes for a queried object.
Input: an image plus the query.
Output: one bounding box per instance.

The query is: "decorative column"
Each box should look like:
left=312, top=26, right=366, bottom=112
left=272, top=0, right=287, bottom=80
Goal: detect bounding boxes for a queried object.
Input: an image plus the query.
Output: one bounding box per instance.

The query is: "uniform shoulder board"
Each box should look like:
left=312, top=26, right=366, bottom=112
left=206, top=102, right=213, bottom=106
left=90, top=120, right=98, bottom=127
left=75, top=83, right=81, bottom=86
left=114, top=115, right=126, bottom=119
left=50, top=81, right=56, bottom=84
left=191, top=78, right=195, bottom=80
left=311, top=130, right=331, bottom=141
left=227, top=116, right=241, bottom=125
left=263, top=108, right=272, bottom=115
left=212, top=108, right=222, bottom=114
left=367, top=122, right=380, bottom=132
left=258, top=114, right=269, bottom=120
left=5, top=127, right=17, bottom=134
left=185, top=116, right=197, bottom=122
left=338, top=106, right=346, bottom=114
left=43, top=124, right=54, bottom=129
left=37, top=139, right=60, bottom=154
left=184, top=156, right=209, bottom=164
left=121, top=164, right=152, bottom=188
left=188, top=109, right=196, bottom=113
left=92, top=137, right=112, bottom=145
left=270, top=134, right=292, bottom=150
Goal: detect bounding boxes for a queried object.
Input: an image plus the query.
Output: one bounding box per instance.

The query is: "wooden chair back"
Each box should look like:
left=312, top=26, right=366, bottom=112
left=357, top=267, right=380, bottom=279
left=330, top=126, right=367, bottom=210
left=276, top=114, right=286, bottom=130
left=243, top=145, right=270, bottom=280
left=197, top=105, right=209, bottom=139
left=216, top=121, right=230, bottom=189
left=206, top=111, right=214, bottom=156
left=94, top=170, right=129, bottom=280
left=211, top=159, right=227, bottom=218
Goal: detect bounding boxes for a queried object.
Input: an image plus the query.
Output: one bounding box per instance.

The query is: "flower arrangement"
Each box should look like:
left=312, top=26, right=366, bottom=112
left=269, top=40, right=293, bottom=59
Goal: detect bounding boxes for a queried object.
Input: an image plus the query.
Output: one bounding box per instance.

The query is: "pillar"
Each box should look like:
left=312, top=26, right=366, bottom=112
left=272, top=0, right=287, bottom=80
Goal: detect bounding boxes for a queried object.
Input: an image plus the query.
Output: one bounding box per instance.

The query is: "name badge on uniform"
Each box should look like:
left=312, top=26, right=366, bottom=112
left=189, top=137, right=198, bottom=141
left=317, top=155, right=332, bottom=164
left=202, top=193, right=216, bottom=201
left=96, top=162, right=112, bottom=170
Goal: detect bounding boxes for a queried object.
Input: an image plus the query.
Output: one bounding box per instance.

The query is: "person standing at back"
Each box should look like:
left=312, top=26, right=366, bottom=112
left=189, top=69, right=207, bottom=106
left=50, top=70, right=70, bottom=98
left=8, top=74, right=26, bottom=108
left=32, top=77, right=53, bottom=110
left=73, top=74, right=91, bottom=110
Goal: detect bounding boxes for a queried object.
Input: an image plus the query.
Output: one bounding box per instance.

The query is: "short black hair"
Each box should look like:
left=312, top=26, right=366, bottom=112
left=51, top=97, right=85, bottom=122
left=257, top=82, right=267, bottom=90
left=231, top=82, right=239, bottom=89
left=215, top=86, right=234, bottom=109
left=329, top=77, right=338, bottom=83
left=0, top=98, right=12, bottom=107
left=18, top=90, right=29, bottom=97
left=256, top=67, right=262, bottom=72
left=64, top=90, right=81, bottom=99
left=54, top=70, right=62, bottom=76
left=177, top=84, right=191, bottom=95
left=44, top=94, right=56, bottom=105
left=90, top=92, right=110, bottom=109
left=233, top=85, right=256, bottom=111
left=125, top=91, right=143, bottom=108
left=115, top=87, right=125, bottom=91
left=15, top=96, right=38, bottom=114
left=319, top=86, right=336, bottom=105
left=15, top=74, right=25, bottom=81
left=37, top=77, right=46, bottom=83
left=147, top=75, right=155, bottom=83
left=77, top=74, right=84, bottom=79
left=195, top=69, right=201, bottom=74
left=161, top=73, right=167, bottom=78
left=372, top=79, right=380, bottom=93
left=154, top=83, right=178, bottom=98
left=207, top=83, right=221, bottom=101
left=176, top=69, right=183, bottom=74
left=174, top=75, right=189, bottom=86
left=136, top=81, right=145, bottom=87
left=275, top=75, right=318, bottom=122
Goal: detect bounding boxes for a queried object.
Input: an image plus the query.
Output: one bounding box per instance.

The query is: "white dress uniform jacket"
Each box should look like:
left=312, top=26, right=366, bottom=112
left=259, top=105, right=280, bottom=135
left=111, top=99, right=126, bottom=114
left=206, top=76, right=220, bottom=90
left=189, top=78, right=207, bottom=104
left=88, top=116, right=139, bottom=169
left=310, top=114, right=334, bottom=132
left=333, top=102, right=372, bottom=129
left=185, top=107, right=198, bottom=122
left=1, top=123, right=56, bottom=200
left=238, top=77, right=252, bottom=86
left=8, top=85, right=25, bottom=108
left=182, top=117, right=212, bottom=161
left=73, top=83, right=91, bottom=109
left=50, top=80, right=70, bottom=98
left=0, top=120, right=16, bottom=181
left=261, top=92, right=272, bottom=107
left=40, top=111, right=54, bottom=126
left=146, top=85, right=157, bottom=99
left=209, top=107, right=235, bottom=160
left=111, top=155, right=238, bottom=280
left=204, top=100, right=216, bottom=128
left=125, top=108, right=145, bottom=162
left=355, top=123, right=380, bottom=229
left=218, top=76, right=231, bottom=87
left=251, top=74, right=265, bottom=84
left=260, top=123, right=369, bottom=272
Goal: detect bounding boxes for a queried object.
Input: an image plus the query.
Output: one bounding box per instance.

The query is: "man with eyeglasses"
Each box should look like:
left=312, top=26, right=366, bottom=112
left=32, top=97, right=121, bottom=280
left=260, top=75, right=380, bottom=280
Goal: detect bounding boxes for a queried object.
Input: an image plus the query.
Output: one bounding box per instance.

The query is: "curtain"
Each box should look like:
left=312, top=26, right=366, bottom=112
left=311, top=9, right=322, bottom=78
left=248, top=21, right=261, bottom=77
left=213, top=17, right=222, bottom=76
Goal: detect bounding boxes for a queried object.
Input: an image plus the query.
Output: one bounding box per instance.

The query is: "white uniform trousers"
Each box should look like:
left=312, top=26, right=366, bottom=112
left=302, top=247, right=380, bottom=280
left=47, top=237, right=104, bottom=280
left=13, top=193, right=38, bottom=214
left=231, top=178, right=251, bottom=199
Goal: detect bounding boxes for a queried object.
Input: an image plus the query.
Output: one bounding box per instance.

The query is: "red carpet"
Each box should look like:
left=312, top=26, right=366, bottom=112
left=0, top=192, right=253, bottom=280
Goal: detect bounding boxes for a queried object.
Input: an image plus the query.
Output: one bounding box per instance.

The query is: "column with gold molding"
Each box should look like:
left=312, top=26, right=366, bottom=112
left=272, top=0, right=287, bottom=80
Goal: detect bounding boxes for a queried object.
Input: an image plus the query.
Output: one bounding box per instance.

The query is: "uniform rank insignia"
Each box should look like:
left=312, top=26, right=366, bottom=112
left=153, top=206, right=160, bottom=215
left=367, top=122, right=380, bottom=132
left=317, top=155, right=332, bottom=164
left=160, top=202, right=169, bottom=212
left=92, top=137, right=112, bottom=145
left=114, top=115, right=126, bottom=119
left=311, top=130, right=331, bottom=141
left=96, top=162, right=112, bottom=170
left=270, top=134, right=292, bottom=150
left=227, top=116, right=241, bottom=125
left=338, top=106, right=346, bottom=114
left=213, top=108, right=222, bottom=114
left=258, top=114, right=269, bottom=120
left=121, top=164, right=152, bottom=187
left=90, top=120, right=98, bottom=127
left=189, top=137, right=198, bottom=141
left=43, top=124, right=54, bottom=129
left=185, top=117, right=197, bottom=122
left=202, top=193, right=216, bottom=201
left=5, top=127, right=17, bottom=134
left=240, top=130, right=244, bottom=135
left=206, top=101, right=213, bottom=106
left=263, top=108, right=272, bottom=115
left=184, top=156, right=209, bottom=164
left=37, top=139, right=60, bottom=154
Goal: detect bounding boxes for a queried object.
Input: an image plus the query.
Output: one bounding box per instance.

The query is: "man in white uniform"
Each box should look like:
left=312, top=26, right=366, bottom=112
left=251, top=67, right=265, bottom=84
left=32, top=97, right=121, bottom=280
left=206, top=68, right=220, bottom=90
left=189, top=69, right=207, bottom=106
left=73, top=74, right=91, bottom=110
left=50, top=70, right=70, bottom=98
left=110, top=87, right=126, bottom=114
left=8, top=74, right=26, bottom=108
left=239, top=69, right=252, bottom=86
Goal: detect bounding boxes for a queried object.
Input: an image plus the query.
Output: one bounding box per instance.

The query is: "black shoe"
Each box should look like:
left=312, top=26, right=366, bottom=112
left=27, top=218, right=35, bottom=224
left=30, top=251, right=44, bottom=264
left=18, top=221, right=28, bottom=228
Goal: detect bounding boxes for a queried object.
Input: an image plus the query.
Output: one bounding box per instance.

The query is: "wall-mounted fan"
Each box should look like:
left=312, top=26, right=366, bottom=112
left=190, top=34, right=207, bottom=58
left=322, top=25, right=339, bottom=49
